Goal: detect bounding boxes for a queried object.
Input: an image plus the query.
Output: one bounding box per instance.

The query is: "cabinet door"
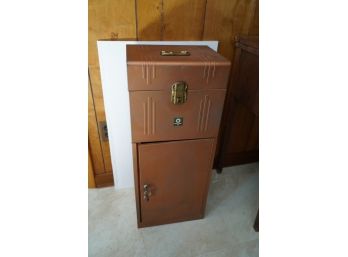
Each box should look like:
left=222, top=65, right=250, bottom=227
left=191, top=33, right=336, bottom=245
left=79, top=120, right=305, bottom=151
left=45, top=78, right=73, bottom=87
left=137, top=138, right=215, bottom=227
left=217, top=39, right=259, bottom=168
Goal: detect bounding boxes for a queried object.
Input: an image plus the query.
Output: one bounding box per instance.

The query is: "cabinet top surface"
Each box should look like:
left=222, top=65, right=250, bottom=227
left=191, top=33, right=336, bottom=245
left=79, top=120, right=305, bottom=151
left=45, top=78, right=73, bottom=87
left=127, top=45, right=230, bottom=66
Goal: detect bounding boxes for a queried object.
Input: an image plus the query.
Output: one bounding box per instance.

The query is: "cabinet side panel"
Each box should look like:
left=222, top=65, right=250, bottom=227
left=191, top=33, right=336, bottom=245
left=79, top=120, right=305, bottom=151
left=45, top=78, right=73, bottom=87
left=132, top=143, right=141, bottom=226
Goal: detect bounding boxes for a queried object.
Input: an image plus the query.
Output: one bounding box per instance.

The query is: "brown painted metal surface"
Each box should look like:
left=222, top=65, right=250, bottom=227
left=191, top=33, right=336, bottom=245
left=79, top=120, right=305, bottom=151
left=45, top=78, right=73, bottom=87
left=129, top=90, right=226, bottom=142
left=127, top=45, right=230, bottom=227
left=127, top=45, right=230, bottom=91
left=138, top=139, right=215, bottom=227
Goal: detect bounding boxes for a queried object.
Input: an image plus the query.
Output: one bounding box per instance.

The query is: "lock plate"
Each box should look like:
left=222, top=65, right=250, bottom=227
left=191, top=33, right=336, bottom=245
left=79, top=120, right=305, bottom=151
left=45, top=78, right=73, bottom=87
left=173, top=117, right=183, bottom=126
left=171, top=82, right=188, bottom=104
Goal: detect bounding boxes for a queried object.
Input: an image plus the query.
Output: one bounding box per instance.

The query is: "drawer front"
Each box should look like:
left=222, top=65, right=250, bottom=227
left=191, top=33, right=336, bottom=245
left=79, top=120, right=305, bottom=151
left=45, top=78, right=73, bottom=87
left=129, top=89, right=226, bottom=143
left=137, top=138, right=215, bottom=226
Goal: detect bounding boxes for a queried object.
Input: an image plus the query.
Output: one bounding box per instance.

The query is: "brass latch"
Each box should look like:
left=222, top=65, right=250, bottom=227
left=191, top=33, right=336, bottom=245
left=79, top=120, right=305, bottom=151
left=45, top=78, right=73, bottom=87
left=160, top=50, right=190, bottom=56
left=171, top=82, right=188, bottom=104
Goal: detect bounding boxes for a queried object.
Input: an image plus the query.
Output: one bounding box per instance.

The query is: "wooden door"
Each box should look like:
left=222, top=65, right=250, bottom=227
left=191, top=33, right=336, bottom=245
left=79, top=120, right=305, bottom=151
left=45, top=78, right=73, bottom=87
left=137, top=138, right=215, bottom=227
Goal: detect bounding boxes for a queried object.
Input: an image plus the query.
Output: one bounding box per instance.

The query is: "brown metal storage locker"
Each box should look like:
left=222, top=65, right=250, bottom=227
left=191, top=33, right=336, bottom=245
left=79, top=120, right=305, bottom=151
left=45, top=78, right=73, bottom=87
left=127, top=45, right=230, bottom=227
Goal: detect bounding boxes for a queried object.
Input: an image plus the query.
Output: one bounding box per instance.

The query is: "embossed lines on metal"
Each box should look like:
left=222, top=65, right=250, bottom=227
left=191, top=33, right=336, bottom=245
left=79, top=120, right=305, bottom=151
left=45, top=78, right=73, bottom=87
left=143, top=96, right=156, bottom=135
left=197, top=95, right=212, bottom=131
left=141, top=48, right=156, bottom=85
left=202, top=54, right=216, bottom=84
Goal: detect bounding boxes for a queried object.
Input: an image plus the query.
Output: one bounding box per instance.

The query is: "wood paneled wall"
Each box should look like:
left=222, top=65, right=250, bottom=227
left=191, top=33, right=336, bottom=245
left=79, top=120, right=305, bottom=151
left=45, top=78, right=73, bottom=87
left=88, top=0, right=259, bottom=186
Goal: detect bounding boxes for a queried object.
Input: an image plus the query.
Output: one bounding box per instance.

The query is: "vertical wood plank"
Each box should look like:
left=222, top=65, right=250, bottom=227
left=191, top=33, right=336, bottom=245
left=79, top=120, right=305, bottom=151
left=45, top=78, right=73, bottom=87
left=88, top=78, right=105, bottom=174
left=88, top=0, right=137, bottom=175
left=88, top=147, right=96, bottom=188
left=203, top=0, right=258, bottom=60
left=89, top=0, right=137, bottom=66
left=137, top=0, right=207, bottom=40
left=162, top=0, right=206, bottom=40
left=248, top=0, right=259, bottom=35
left=88, top=67, right=113, bottom=173
left=136, top=0, right=162, bottom=40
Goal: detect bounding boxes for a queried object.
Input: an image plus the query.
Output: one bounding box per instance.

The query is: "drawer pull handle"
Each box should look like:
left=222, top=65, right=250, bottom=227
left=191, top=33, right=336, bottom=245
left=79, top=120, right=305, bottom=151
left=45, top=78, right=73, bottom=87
left=143, top=184, right=152, bottom=201
left=160, top=50, right=190, bottom=56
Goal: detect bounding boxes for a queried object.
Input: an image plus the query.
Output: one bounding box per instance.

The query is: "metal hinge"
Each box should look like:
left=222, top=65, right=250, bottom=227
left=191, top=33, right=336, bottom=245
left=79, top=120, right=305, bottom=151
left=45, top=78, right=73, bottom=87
left=99, top=121, right=108, bottom=141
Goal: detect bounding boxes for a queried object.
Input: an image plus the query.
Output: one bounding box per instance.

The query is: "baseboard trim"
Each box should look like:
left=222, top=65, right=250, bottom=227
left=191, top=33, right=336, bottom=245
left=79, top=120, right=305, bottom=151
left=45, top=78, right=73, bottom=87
left=94, top=173, right=114, bottom=188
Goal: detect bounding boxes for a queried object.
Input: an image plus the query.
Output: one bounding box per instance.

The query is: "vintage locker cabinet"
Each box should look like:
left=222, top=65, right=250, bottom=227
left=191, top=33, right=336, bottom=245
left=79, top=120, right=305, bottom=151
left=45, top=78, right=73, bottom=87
left=127, top=45, right=230, bottom=227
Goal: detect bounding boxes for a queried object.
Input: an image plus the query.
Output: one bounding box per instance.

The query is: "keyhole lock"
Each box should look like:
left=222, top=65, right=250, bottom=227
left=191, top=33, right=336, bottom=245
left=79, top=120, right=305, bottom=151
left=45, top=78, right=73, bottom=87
left=143, top=184, right=152, bottom=201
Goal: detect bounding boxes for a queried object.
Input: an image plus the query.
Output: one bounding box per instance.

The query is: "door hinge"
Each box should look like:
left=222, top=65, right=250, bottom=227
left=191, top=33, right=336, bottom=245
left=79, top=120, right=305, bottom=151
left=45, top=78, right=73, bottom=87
left=99, top=121, right=109, bottom=141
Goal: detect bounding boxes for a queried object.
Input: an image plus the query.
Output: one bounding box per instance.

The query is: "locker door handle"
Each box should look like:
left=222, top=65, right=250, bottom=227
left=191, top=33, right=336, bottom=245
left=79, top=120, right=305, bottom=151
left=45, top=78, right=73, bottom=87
left=143, top=184, right=152, bottom=201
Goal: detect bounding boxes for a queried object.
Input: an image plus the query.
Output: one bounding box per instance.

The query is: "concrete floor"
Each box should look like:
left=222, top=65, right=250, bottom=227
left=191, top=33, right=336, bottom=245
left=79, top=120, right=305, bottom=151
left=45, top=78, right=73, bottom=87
left=89, top=163, right=259, bottom=257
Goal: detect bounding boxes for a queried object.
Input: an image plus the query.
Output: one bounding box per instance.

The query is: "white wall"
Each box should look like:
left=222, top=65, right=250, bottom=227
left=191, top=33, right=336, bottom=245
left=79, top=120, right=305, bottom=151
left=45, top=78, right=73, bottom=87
left=97, top=41, right=218, bottom=189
